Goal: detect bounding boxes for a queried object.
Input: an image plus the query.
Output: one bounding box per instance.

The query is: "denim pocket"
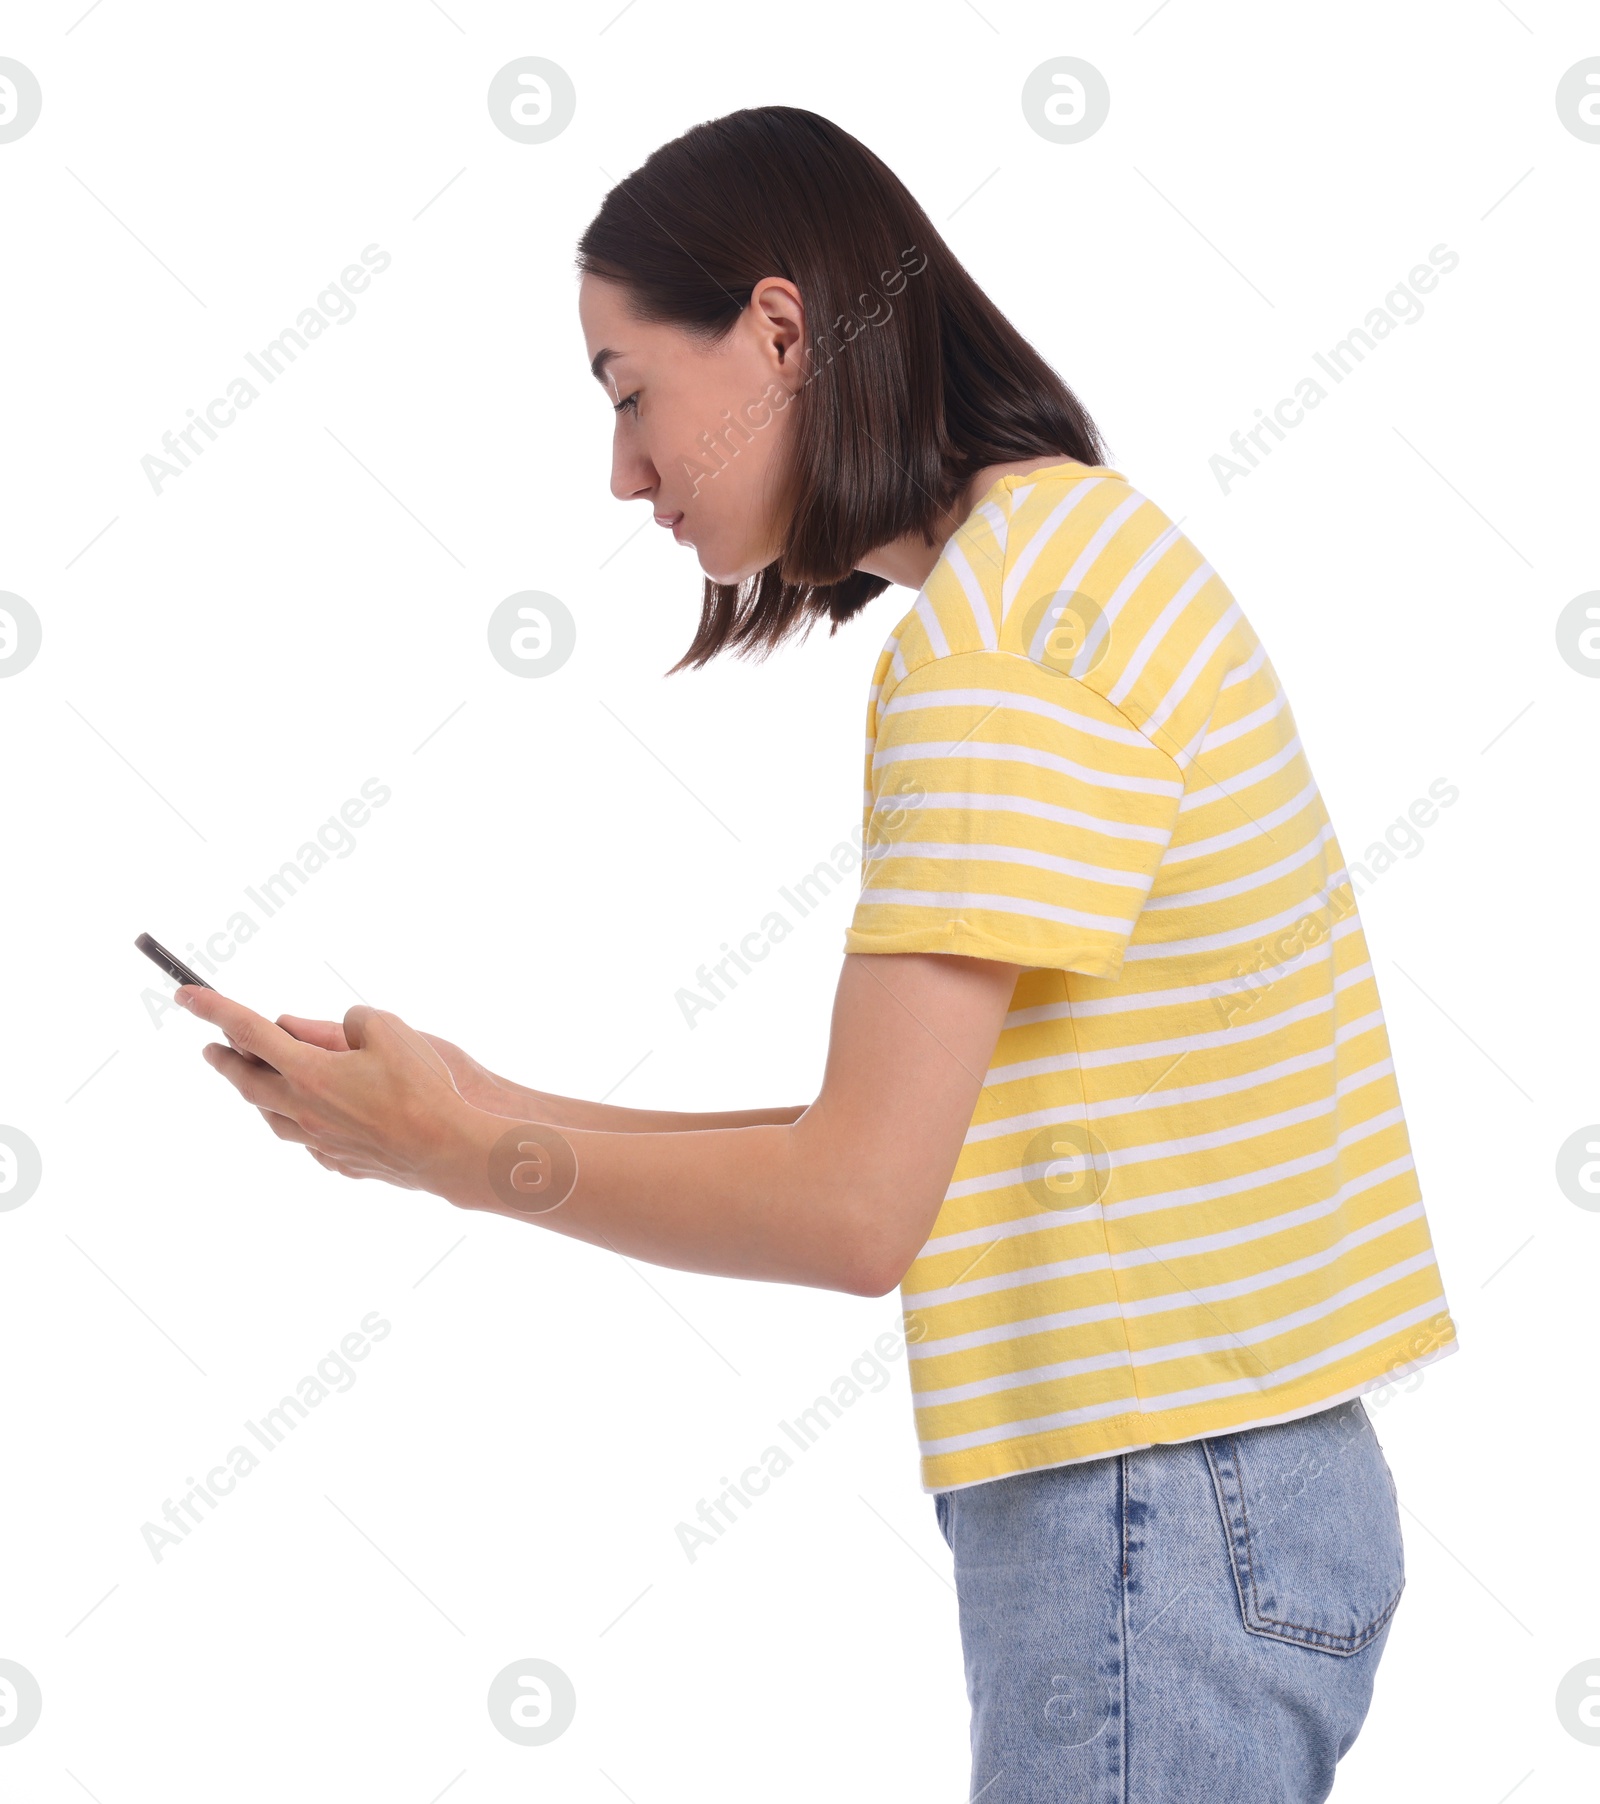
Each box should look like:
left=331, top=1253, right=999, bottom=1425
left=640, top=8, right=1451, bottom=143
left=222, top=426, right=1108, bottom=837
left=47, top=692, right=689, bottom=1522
left=1203, top=1400, right=1404, bottom=1657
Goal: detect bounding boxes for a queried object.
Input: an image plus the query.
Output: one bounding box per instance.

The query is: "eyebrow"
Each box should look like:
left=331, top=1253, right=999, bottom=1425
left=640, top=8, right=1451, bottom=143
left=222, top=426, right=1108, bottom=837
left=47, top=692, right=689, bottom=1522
left=590, top=346, right=623, bottom=384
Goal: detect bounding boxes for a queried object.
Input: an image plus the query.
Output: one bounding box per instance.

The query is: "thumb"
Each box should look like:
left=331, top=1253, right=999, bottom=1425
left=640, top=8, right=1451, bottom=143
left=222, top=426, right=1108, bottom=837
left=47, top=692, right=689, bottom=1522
left=278, top=1014, right=351, bottom=1052
left=344, top=1006, right=456, bottom=1088
left=342, top=1004, right=379, bottom=1051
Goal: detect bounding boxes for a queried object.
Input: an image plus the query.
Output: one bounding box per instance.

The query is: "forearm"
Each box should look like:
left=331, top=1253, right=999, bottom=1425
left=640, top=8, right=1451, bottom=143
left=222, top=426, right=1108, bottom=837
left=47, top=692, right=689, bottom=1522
left=434, top=1098, right=891, bottom=1296
left=485, top=1076, right=809, bottom=1135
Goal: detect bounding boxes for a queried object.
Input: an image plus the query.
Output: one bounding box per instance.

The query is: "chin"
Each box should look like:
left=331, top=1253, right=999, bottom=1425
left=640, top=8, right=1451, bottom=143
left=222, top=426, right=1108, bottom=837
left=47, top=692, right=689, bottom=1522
left=700, top=549, right=765, bottom=586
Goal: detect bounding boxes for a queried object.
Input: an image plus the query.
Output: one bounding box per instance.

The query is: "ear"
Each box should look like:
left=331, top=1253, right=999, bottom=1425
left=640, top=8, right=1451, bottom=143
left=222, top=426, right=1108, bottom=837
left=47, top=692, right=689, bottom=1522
left=748, top=276, right=807, bottom=387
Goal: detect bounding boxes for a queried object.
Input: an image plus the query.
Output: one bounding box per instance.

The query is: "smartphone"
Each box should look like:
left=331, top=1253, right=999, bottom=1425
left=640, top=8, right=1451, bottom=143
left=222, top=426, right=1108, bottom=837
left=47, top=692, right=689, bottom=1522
left=135, top=932, right=214, bottom=992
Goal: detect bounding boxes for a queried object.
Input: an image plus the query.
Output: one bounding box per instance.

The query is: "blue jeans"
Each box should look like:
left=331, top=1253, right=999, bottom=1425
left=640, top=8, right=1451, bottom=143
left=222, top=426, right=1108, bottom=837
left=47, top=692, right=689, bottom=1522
left=934, top=1400, right=1403, bottom=1803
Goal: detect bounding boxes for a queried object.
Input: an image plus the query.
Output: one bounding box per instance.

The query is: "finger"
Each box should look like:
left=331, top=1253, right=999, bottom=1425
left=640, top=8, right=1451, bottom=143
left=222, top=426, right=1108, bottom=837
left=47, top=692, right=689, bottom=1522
left=277, top=1015, right=351, bottom=1052
left=178, top=986, right=317, bottom=1080
left=259, top=1107, right=314, bottom=1145
left=178, top=1011, right=270, bottom=1069
left=308, top=1147, right=364, bottom=1180
left=202, top=1041, right=298, bottom=1114
left=345, top=1006, right=456, bottom=1087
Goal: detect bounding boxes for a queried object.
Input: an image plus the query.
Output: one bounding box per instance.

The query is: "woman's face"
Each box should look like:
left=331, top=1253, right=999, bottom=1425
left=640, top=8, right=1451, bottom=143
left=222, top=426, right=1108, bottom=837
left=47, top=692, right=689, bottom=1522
left=579, top=272, right=805, bottom=585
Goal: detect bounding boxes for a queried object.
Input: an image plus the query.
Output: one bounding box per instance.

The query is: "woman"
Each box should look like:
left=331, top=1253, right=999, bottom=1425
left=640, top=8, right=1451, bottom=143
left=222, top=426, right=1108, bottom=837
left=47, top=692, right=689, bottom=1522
left=182, top=106, right=1458, bottom=1802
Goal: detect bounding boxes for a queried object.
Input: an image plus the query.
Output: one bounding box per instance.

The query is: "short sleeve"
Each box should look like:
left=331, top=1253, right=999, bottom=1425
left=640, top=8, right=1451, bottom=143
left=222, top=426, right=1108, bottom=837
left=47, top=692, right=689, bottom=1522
left=843, top=648, right=1184, bottom=980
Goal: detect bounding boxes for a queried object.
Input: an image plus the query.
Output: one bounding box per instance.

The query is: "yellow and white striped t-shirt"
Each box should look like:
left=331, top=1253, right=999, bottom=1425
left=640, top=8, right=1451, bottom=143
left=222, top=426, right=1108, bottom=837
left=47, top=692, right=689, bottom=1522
left=844, top=461, right=1458, bottom=1494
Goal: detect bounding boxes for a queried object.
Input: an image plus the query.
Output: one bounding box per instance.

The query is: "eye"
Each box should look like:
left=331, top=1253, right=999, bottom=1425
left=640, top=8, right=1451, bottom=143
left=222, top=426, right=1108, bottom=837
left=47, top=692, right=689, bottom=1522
left=612, top=391, right=639, bottom=415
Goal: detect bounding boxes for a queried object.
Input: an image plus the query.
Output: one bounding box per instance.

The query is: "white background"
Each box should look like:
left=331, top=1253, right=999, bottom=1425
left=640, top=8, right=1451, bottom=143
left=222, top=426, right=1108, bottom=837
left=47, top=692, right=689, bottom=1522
left=1, top=1, right=1595, bottom=1799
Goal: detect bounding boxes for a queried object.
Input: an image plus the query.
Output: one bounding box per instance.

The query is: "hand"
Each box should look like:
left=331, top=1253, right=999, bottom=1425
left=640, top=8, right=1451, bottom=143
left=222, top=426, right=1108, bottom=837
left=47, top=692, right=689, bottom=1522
left=180, top=987, right=475, bottom=1194
left=276, top=1014, right=521, bottom=1116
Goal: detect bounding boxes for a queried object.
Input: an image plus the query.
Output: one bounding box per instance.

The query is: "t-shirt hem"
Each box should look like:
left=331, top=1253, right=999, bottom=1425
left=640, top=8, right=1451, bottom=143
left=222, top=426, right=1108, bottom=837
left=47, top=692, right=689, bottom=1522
left=843, top=920, right=1123, bottom=981
left=917, top=1325, right=1460, bottom=1495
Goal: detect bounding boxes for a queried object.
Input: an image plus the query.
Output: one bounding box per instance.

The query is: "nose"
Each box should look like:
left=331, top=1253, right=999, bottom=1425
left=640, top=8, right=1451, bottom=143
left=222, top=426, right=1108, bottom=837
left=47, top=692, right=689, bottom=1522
left=611, top=430, right=657, bottom=506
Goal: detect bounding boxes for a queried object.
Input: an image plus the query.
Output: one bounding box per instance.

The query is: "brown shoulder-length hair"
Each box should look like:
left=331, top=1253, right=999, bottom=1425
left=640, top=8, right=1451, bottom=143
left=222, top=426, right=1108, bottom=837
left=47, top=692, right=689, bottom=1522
left=575, top=105, right=1109, bottom=672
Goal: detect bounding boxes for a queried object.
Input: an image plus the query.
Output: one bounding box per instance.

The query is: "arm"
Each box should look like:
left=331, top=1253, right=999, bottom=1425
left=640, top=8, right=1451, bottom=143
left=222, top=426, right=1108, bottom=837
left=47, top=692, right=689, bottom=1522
left=276, top=1015, right=808, bottom=1133
left=470, top=1085, right=809, bottom=1133
left=185, top=950, right=1020, bottom=1297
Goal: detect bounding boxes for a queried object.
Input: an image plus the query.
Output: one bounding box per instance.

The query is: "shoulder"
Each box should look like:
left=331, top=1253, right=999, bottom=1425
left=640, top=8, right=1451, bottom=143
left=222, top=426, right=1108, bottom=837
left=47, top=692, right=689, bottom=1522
left=883, top=465, right=1259, bottom=762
